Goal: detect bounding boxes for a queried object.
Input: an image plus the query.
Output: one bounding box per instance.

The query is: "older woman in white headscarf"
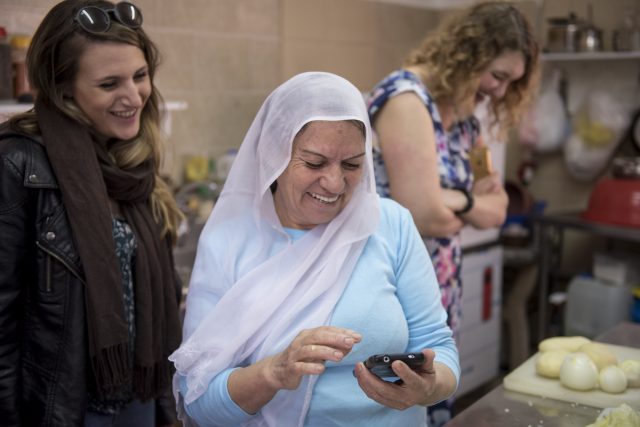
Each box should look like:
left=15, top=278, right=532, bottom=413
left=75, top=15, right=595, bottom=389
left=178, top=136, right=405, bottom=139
left=170, top=72, right=460, bottom=427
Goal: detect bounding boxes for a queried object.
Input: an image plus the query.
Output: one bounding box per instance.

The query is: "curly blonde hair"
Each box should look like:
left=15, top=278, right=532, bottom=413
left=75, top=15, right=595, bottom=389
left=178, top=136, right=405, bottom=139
left=9, top=0, right=182, bottom=240
left=405, top=1, right=540, bottom=130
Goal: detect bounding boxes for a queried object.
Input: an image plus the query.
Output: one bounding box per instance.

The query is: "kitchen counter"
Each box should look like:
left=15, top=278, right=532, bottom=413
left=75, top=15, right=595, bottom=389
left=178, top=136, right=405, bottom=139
left=445, top=322, right=640, bottom=427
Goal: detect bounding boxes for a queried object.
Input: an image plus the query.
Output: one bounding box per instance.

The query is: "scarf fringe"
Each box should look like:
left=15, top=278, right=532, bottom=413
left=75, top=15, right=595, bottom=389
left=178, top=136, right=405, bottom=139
left=134, top=359, right=172, bottom=400
left=91, top=343, right=132, bottom=399
left=92, top=346, right=173, bottom=401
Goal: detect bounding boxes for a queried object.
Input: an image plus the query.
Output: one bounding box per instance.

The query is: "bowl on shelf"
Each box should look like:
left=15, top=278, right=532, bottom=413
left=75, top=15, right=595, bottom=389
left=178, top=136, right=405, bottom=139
left=582, top=171, right=640, bottom=228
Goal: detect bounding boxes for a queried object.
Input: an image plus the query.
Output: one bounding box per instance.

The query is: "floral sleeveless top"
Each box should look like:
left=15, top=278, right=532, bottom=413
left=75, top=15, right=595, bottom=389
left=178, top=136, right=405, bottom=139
left=366, top=70, right=479, bottom=336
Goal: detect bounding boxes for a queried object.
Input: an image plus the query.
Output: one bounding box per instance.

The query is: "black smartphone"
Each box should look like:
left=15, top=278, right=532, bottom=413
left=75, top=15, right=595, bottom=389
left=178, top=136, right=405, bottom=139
left=364, top=352, right=425, bottom=378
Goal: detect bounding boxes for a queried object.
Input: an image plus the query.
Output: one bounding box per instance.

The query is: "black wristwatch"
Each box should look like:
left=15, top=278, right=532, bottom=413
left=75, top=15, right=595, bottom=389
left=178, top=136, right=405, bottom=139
left=453, top=188, right=474, bottom=215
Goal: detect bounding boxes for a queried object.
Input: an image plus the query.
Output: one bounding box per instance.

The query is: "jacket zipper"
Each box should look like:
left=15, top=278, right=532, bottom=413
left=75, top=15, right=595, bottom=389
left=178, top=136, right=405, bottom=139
left=36, top=241, right=86, bottom=286
left=45, top=254, right=51, bottom=292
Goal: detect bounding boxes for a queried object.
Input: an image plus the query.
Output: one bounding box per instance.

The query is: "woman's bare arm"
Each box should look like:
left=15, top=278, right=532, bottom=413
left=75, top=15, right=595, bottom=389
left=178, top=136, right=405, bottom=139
left=374, top=92, right=464, bottom=238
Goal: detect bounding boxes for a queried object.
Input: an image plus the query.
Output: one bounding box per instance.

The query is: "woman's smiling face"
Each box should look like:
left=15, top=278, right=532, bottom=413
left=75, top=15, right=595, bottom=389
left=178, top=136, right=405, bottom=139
left=273, top=120, right=366, bottom=230
left=71, top=41, right=151, bottom=141
left=475, top=49, right=525, bottom=104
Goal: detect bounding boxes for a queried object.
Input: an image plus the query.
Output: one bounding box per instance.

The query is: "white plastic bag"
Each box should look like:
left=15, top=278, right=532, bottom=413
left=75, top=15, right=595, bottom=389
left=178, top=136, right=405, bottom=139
left=519, top=68, right=568, bottom=153
left=564, top=90, right=629, bottom=181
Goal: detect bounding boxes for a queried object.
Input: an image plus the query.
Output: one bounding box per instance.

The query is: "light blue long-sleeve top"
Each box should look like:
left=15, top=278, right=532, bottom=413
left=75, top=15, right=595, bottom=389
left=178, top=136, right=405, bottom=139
left=180, top=198, right=460, bottom=426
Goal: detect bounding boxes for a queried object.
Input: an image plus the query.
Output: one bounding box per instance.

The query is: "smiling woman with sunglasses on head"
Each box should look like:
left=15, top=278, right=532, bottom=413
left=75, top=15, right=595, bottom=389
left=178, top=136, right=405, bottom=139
left=0, top=1, right=183, bottom=426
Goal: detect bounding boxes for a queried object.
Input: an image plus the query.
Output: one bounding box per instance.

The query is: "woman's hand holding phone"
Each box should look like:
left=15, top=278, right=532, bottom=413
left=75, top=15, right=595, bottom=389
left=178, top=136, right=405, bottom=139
left=353, top=349, right=438, bottom=409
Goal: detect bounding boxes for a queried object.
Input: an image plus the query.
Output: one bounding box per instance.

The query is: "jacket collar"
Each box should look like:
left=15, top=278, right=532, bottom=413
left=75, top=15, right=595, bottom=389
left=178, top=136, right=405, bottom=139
left=0, top=125, right=58, bottom=189
left=24, top=136, right=58, bottom=189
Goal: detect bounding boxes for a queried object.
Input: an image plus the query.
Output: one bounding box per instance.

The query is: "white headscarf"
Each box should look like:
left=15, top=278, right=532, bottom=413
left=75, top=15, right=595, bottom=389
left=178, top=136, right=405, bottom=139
left=170, top=72, right=380, bottom=426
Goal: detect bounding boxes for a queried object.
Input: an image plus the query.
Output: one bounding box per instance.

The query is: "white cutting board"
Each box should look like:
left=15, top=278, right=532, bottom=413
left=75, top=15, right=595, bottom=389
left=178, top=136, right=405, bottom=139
left=503, top=344, right=640, bottom=410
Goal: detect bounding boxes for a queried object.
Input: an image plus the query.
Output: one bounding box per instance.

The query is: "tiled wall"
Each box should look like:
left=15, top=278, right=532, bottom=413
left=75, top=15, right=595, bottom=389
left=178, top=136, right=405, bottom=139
left=0, top=0, right=282, bottom=182
left=282, top=0, right=440, bottom=89
left=134, top=0, right=282, bottom=181
left=0, top=0, right=440, bottom=182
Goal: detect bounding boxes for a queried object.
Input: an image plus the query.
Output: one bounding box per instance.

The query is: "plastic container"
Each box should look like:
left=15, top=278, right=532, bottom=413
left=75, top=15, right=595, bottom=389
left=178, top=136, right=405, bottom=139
left=216, top=148, right=237, bottom=182
left=0, top=27, right=12, bottom=100
left=10, top=34, right=32, bottom=101
left=582, top=178, right=640, bottom=228
left=593, top=252, right=640, bottom=286
left=564, top=275, right=634, bottom=339
left=632, top=287, right=640, bottom=323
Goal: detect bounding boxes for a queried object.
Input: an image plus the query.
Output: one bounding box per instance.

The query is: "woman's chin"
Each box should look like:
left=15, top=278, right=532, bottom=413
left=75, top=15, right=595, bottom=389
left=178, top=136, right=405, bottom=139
left=475, top=93, right=487, bottom=105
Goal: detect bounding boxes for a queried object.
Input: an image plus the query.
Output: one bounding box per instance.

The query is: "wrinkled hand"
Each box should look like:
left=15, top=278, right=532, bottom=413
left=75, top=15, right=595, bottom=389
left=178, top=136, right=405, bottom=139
left=473, top=172, right=502, bottom=195
left=354, top=349, right=437, bottom=410
left=265, top=326, right=361, bottom=391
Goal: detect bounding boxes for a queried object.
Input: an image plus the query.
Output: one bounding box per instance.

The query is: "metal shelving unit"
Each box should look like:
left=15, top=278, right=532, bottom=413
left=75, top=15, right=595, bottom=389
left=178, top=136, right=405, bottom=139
left=533, top=213, right=640, bottom=343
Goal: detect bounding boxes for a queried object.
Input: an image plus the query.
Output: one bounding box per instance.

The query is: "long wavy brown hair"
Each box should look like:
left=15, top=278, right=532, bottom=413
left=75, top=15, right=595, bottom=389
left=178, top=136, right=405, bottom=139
left=9, top=0, right=182, bottom=239
left=405, top=1, right=540, bottom=130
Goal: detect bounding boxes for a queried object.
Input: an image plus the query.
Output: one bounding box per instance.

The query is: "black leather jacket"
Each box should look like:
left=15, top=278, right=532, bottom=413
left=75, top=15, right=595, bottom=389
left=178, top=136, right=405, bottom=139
left=0, top=130, right=177, bottom=426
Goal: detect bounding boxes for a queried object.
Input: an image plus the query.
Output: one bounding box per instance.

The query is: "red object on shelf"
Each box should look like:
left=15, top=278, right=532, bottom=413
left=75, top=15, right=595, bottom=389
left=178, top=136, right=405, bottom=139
left=482, top=267, right=492, bottom=322
left=582, top=178, right=640, bottom=228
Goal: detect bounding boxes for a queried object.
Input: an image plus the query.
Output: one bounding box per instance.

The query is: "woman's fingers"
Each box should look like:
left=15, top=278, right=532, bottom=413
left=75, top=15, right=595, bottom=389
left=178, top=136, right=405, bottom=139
left=272, top=326, right=362, bottom=388
left=303, top=343, right=346, bottom=363
left=417, top=349, right=436, bottom=374
left=297, top=326, right=361, bottom=353
left=294, top=326, right=362, bottom=364
left=354, top=363, right=413, bottom=409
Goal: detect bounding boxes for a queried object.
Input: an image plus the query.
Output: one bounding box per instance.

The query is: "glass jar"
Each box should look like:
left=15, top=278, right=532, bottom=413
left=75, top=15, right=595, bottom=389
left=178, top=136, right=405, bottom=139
left=0, top=27, right=12, bottom=100
left=10, top=34, right=32, bottom=101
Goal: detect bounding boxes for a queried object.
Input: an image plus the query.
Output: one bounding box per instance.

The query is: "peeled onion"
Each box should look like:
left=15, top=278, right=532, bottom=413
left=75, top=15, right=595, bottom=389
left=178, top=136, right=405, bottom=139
left=536, top=349, right=569, bottom=378
left=560, top=352, right=598, bottom=391
left=619, top=360, right=640, bottom=388
left=538, top=336, right=590, bottom=352
left=599, top=365, right=628, bottom=394
left=579, top=342, right=618, bottom=371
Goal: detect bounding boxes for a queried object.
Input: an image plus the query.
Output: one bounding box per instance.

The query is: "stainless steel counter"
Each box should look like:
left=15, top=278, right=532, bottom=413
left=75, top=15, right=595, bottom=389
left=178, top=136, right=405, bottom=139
left=445, top=322, right=640, bottom=427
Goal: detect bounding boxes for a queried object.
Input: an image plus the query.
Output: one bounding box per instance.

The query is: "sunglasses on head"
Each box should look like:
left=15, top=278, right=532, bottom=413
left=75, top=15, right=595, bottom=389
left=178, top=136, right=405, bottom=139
left=75, top=1, right=143, bottom=34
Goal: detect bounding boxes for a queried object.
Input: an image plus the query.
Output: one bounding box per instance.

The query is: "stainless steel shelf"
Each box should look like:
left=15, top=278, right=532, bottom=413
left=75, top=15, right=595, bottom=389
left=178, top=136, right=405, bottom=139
left=0, top=100, right=188, bottom=136
left=0, top=100, right=187, bottom=115
left=541, top=51, right=640, bottom=61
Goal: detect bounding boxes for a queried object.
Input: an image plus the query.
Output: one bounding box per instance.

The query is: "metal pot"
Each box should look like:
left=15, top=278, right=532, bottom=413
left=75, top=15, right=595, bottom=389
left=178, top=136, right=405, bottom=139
left=579, top=25, right=603, bottom=52
left=579, top=4, right=603, bottom=52
left=546, top=14, right=581, bottom=52
left=612, top=28, right=640, bottom=51
left=578, top=2, right=603, bottom=52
